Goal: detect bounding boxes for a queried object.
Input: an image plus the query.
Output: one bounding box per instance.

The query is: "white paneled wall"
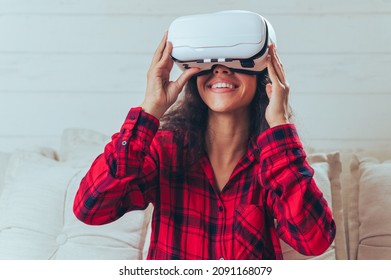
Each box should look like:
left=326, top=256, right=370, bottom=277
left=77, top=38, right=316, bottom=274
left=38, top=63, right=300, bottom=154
left=0, top=0, right=390, bottom=152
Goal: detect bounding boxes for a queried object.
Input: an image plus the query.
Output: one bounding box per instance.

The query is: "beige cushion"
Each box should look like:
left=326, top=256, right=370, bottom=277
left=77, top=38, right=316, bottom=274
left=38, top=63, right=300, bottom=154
left=308, top=146, right=391, bottom=259
left=350, top=156, right=391, bottom=260
left=280, top=152, right=347, bottom=260
left=344, top=150, right=391, bottom=259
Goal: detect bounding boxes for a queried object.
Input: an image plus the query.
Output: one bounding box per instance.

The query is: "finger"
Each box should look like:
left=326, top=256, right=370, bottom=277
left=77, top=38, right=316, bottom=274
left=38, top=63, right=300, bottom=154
left=170, top=68, right=200, bottom=93
left=159, top=40, right=174, bottom=69
left=151, top=31, right=168, bottom=66
left=265, top=83, right=273, bottom=99
left=270, top=45, right=287, bottom=83
left=266, top=55, right=279, bottom=85
left=271, top=44, right=284, bottom=66
left=268, top=44, right=284, bottom=82
left=267, top=55, right=289, bottom=97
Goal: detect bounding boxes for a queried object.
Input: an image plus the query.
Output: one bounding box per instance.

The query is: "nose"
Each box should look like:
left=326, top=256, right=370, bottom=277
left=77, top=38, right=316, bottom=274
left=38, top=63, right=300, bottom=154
left=212, top=64, right=233, bottom=75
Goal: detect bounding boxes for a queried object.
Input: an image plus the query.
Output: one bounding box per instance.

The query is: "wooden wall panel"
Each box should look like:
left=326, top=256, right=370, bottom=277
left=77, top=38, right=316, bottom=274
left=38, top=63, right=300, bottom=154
left=1, top=0, right=390, bottom=15
left=0, top=14, right=390, bottom=53
left=0, top=0, right=390, bottom=152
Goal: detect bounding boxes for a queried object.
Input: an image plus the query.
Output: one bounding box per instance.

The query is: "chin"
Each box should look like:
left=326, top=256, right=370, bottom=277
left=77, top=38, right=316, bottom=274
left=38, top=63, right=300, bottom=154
left=207, top=105, right=241, bottom=114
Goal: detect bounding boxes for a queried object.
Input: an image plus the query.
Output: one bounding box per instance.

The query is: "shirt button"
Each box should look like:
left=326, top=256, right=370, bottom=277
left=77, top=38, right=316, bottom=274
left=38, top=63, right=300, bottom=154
left=121, top=140, right=127, bottom=146
left=129, top=116, right=135, bottom=120
left=220, top=257, right=224, bottom=260
left=219, top=206, right=223, bottom=212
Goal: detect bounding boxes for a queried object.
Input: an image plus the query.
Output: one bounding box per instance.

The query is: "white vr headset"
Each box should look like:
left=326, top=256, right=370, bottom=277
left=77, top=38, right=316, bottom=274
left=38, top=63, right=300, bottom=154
left=167, top=10, right=277, bottom=76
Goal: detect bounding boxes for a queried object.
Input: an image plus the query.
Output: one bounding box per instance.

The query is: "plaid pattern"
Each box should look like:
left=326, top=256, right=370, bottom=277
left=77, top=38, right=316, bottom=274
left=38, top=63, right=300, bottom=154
left=73, top=107, right=336, bottom=260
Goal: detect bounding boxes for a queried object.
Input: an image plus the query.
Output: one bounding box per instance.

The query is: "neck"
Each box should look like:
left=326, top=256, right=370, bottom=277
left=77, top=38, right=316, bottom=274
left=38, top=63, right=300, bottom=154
left=205, top=109, right=250, bottom=163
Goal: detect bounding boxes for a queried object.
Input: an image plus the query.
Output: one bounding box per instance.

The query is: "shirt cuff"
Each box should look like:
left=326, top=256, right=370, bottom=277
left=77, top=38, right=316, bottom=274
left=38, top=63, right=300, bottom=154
left=122, top=107, right=160, bottom=138
left=257, top=124, right=304, bottom=160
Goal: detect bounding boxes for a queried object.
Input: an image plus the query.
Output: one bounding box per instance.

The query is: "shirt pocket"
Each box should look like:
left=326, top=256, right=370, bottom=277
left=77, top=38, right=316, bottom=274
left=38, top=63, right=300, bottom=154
left=233, top=204, right=267, bottom=259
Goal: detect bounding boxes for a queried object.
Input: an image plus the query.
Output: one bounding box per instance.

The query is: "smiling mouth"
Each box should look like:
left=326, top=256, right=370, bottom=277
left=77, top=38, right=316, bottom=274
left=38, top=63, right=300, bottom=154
left=208, top=82, right=238, bottom=89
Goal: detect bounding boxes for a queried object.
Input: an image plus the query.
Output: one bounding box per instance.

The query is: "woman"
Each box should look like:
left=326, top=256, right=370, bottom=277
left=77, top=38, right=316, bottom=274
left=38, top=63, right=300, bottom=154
left=73, top=32, right=336, bottom=259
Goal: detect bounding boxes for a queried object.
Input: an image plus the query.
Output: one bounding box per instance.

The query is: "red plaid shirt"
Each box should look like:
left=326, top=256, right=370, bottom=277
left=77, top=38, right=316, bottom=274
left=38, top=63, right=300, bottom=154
left=73, top=107, right=335, bottom=260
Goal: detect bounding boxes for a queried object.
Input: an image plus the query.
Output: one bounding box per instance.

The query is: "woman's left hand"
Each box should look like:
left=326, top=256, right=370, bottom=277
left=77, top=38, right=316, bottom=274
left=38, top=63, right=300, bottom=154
left=265, top=44, right=291, bottom=128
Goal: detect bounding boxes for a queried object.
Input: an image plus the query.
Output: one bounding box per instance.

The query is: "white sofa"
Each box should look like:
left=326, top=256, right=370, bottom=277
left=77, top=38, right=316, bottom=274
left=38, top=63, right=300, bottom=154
left=0, top=128, right=390, bottom=260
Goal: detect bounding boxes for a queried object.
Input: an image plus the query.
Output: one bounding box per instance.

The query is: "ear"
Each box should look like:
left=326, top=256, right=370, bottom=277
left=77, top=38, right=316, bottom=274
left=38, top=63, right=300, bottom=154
left=265, top=83, right=273, bottom=99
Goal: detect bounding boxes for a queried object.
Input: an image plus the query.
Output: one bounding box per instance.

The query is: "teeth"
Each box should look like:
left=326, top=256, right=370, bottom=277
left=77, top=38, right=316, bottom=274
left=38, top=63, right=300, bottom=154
left=211, top=82, right=234, bottom=89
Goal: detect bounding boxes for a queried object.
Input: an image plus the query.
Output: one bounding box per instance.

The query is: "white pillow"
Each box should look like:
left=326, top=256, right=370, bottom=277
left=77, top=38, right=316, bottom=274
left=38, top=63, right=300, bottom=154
left=0, top=150, right=152, bottom=259
left=59, top=128, right=110, bottom=166
left=53, top=168, right=153, bottom=259
left=0, top=149, right=56, bottom=199
left=0, top=150, right=79, bottom=259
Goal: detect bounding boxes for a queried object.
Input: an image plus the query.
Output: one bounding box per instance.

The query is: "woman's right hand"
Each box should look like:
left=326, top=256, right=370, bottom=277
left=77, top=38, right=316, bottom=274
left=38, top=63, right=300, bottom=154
left=141, top=32, right=200, bottom=119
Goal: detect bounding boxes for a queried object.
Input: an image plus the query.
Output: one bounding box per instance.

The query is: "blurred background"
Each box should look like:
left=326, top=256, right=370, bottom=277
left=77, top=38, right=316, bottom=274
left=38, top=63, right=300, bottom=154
left=0, top=0, right=390, bottom=152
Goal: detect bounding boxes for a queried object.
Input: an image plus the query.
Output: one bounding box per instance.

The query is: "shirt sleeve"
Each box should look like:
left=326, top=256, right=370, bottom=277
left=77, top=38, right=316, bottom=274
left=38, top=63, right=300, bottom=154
left=73, top=107, right=160, bottom=225
left=257, top=124, right=336, bottom=256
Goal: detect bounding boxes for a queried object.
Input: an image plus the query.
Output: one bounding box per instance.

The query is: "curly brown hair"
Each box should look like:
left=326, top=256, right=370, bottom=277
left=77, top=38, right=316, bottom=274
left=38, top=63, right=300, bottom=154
left=160, top=69, right=270, bottom=164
